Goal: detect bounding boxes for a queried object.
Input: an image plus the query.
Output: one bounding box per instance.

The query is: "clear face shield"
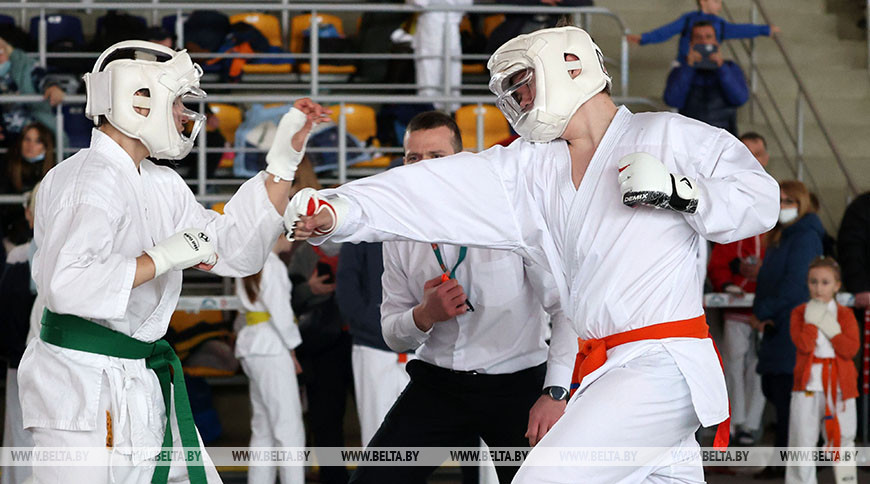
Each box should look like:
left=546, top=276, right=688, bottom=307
left=171, top=64, right=207, bottom=154
left=489, top=62, right=536, bottom=128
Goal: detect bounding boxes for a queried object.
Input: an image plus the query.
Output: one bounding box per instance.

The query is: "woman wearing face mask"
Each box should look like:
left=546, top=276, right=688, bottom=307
left=1, top=122, right=54, bottom=256
left=751, top=180, right=824, bottom=479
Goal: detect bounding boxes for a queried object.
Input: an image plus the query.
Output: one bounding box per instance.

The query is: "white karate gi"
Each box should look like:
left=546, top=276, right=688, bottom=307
left=311, top=107, right=779, bottom=482
left=18, top=129, right=284, bottom=483
left=786, top=301, right=857, bottom=484
left=234, top=251, right=304, bottom=484
left=411, top=0, right=473, bottom=111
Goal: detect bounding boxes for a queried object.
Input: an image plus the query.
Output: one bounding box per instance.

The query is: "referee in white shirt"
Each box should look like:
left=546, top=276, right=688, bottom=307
left=349, top=112, right=563, bottom=484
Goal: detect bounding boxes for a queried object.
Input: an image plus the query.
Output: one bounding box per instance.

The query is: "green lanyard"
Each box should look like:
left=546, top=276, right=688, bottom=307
left=430, top=243, right=468, bottom=280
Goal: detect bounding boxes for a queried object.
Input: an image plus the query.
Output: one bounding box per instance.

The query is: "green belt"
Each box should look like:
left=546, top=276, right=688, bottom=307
left=40, top=309, right=207, bottom=484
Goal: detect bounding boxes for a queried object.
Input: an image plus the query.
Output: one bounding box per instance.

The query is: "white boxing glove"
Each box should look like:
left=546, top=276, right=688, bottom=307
left=618, top=153, right=699, bottom=213
left=265, top=108, right=309, bottom=182
left=804, top=299, right=828, bottom=325
left=816, top=311, right=842, bottom=339
left=283, top=187, right=349, bottom=241
left=145, top=228, right=217, bottom=278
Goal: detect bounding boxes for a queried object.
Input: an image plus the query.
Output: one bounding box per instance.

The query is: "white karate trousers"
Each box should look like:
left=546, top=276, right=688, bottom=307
left=722, top=317, right=765, bottom=434
left=512, top=346, right=705, bottom=484
left=240, top=352, right=305, bottom=484
left=785, top=391, right=857, bottom=484
left=28, top=374, right=222, bottom=484
left=350, top=344, right=410, bottom=447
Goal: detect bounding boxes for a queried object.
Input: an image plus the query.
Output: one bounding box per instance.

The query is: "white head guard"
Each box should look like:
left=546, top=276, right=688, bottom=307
left=83, top=40, right=207, bottom=160
left=488, top=26, right=611, bottom=143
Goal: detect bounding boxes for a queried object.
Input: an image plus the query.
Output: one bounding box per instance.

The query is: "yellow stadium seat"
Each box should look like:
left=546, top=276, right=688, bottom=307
left=327, top=104, right=392, bottom=167
left=228, top=12, right=292, bottom=74
left=459, top=15, right=486, bottom=75
left=208, top=104, right=242, bottom=142
left=328, top=104, right=377, bottom=143
left=454, top=104, right=511, bottom=151
left=483, top=14, right=505, bottom=38
left=170, top=310, right=226, bottom=361
left=291, top=14, right=357, bottom=75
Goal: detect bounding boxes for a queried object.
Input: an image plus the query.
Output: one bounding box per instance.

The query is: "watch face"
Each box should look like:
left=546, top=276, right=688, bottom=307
left=547, top=386, right=568, bottom=401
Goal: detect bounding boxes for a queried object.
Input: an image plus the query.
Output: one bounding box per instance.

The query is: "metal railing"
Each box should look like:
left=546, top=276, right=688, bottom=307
left=0, top=92, right=661, bottom=205
left=722, top=0, right=859, bottom=229
left=0, top=2, right=632, bottom=98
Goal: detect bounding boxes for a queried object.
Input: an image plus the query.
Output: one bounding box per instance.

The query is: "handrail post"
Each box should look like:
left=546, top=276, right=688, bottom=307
left=38, top=9, right=46, bottom=68
left=749, top=2, right=758, bottom=123
left=620, top=31, right=629, bottom=97
left=175, top=8, right=184, bottom=50
left=197, top=100, right=207, bottom=196
left=151, top=0, right=158, bottom=25
left=55, top=105, right=63, bottom=162
left=442, top=12, right=451, bottom=101
left=338, top=102, right=347, bottom=184
left=796, top=94, right=805, bottom=182
left=281, top=0, right=290, bottom=50
left=310, top=10, right=320, bottom=96
left=475, top=103, right=484, bottom=153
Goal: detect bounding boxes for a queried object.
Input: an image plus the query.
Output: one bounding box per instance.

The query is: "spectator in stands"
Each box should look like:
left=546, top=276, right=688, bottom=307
left=0, top=185, right=38, bottom=484
left=235, top=235, right=304, bottom=484
left=336, top=240, right=412, bottom=448
left=837, top=191, right=870, bottom=441
left=287, top=159, right=352, bottom=484
left=752, top=180, right=824, bottom=479
left=0, top=36, right=64, bottom=146
left=626, top=0, right=777, bottom=65
left=838, top=193, right=870, bottom=311
left=707, top=132, right=769, bottom=447
left=663, top=21, right=749, bottom=135
left=485, top=0, right=594, bottom=53
left=412, top=0, right=472, bottom=112
left=144, top=27, right=174, bottom=49
left=1, top=122, right=54, bottom=256
left=809, top=192, right=837, bottom=257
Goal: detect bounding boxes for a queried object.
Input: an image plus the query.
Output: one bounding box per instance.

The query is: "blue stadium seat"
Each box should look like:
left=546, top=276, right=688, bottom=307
left=28, top=14, right=84, bottom=48
left=95, top=13, right=147, bottom=40
left=62, top=104, right=92, bottom=149
left=0, top=14, right=14, bottom=25
left=161, top=13, right=188, bottom=38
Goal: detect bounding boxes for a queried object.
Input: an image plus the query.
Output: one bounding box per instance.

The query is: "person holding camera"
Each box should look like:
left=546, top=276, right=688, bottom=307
left=663, top=21, right=749, bottom=135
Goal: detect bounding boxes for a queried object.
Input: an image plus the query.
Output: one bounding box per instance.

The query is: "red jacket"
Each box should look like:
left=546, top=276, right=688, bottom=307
left=790, top=303, right=859, bottom=400
left=708, top=235, right=766, bottom=292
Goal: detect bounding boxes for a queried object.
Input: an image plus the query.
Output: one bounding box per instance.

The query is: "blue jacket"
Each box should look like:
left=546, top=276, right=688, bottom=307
left=640, top=11, right=770, bottom=65
left=335, top=241, right=393, bottom=352
left=754, top=213, right=825, bottom=375
left=664, top=61, right=748, bottom=135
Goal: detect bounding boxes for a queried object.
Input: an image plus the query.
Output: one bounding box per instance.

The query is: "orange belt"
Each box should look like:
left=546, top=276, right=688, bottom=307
left=803, top=356, right=841, bottom=448
left=398, top=353, right=408, bottom=363
left=569, top=315, right=730, bottom=450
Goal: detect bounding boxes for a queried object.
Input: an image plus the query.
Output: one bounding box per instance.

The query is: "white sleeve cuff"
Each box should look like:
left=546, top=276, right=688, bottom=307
left=543, top=361, right=574, bottom=390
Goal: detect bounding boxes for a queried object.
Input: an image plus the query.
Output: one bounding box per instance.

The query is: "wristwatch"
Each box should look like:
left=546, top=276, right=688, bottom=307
left=542, top=386, right=569, bottom=401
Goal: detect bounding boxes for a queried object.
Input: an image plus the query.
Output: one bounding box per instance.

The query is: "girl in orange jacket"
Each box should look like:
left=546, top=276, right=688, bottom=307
left=787, top=256, right=859, bottom=484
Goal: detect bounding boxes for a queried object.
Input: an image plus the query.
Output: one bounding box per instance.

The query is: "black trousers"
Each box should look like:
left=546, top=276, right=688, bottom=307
left=761, top=373, right=793, bottom=448
left=350, top=359, right=546, bottom=484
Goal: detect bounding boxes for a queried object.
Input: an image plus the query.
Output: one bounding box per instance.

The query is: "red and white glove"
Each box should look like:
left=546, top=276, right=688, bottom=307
left=145, top=228, right=217, bottom=278
left=283, top=188, right=349, bottom=241
left=265, top=108, right=308, bottom=182
left=618, top=153, right=699, bottom=214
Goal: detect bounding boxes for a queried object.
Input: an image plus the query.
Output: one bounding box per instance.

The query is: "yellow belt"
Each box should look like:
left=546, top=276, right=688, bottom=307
left=246, top=311, right=271, bottom=326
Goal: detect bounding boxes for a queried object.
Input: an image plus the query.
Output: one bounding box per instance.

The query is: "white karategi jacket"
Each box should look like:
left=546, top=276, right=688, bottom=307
left=312, top=107, right=779, bottom=428
left=18, top=129, right=283, bottom=454
left=381, top=241, right=552, bottom=375
left=234, top=251, right=302, bottom=358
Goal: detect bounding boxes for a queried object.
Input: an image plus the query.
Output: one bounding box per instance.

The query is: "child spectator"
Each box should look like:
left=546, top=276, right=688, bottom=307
left=235, top=235, right=305, bottom=484
left=787, top=256, right=858, bottom=484
left=626, top=0, right=778, bottom=65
